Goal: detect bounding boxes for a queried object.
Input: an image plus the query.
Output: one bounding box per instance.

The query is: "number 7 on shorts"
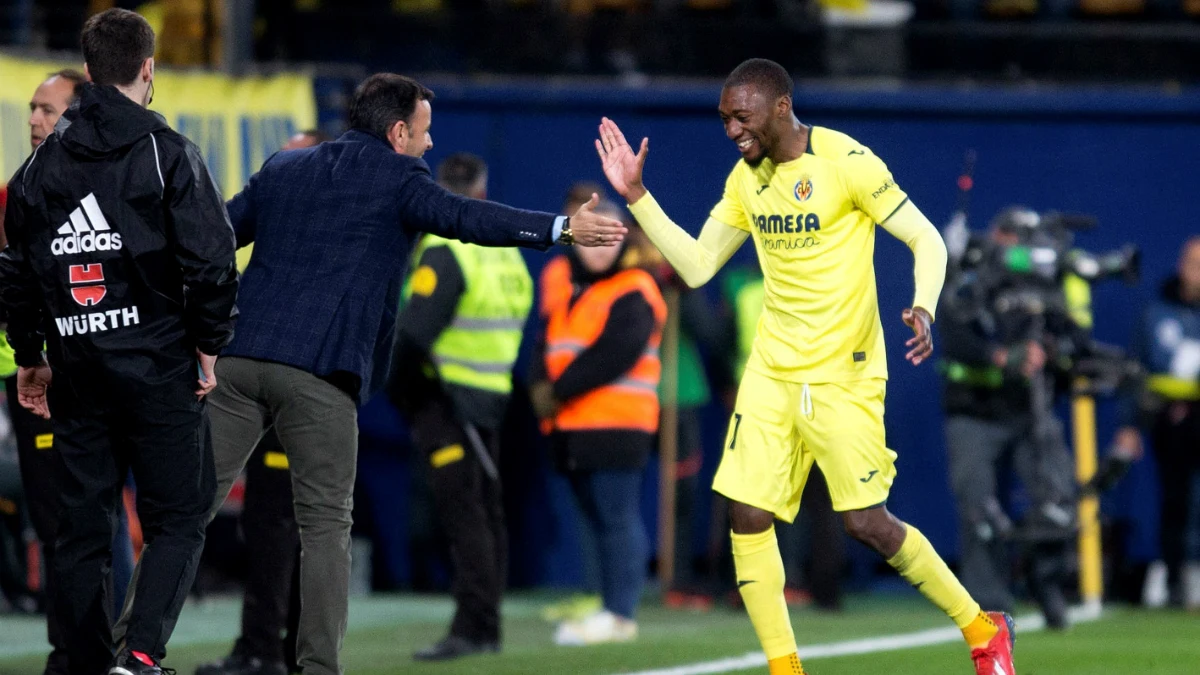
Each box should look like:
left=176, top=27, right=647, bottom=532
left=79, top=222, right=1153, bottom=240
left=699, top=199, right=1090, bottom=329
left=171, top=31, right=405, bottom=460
left=728, top=412, right=743, bottom=450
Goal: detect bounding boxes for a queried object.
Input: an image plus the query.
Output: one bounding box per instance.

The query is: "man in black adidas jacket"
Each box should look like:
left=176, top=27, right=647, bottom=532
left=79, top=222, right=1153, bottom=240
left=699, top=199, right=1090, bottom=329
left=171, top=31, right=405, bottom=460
left=0, top=9, right=237, bottom=675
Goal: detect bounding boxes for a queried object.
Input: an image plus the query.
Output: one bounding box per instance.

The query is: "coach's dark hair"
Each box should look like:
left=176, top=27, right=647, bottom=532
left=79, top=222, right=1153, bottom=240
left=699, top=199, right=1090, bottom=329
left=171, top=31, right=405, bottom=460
left=348, top=73, right=435, bottom=141
left=49, top=69, right=88, bottom=104
left=724, top=59, right=794, bottom=101
left=80, top=9, right=155, bottom=87
left=437, top=153, right=487, bottom=196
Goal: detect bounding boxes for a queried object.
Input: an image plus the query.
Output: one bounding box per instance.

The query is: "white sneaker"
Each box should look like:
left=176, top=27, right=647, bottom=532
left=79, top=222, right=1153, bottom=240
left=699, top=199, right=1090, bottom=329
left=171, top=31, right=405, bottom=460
left=553, top=610, right=638, bottom=646
left=1183, top=562, right=1200, bottom=611
left=1143, top=560, right=1169, bottom=608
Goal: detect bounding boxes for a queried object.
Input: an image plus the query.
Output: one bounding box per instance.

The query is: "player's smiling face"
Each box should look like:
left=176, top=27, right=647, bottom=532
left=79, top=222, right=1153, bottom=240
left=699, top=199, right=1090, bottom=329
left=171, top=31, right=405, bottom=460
left=719, top=84, right=778, bottom=168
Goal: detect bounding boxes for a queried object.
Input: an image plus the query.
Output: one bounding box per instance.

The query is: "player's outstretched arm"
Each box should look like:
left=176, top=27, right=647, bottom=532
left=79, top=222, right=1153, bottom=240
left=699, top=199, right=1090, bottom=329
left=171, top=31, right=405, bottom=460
left=596, top=117, right=747, bottom=287
left=629, top=200, right=747, bottom=288
left=880, top=200, right=947, bottom=366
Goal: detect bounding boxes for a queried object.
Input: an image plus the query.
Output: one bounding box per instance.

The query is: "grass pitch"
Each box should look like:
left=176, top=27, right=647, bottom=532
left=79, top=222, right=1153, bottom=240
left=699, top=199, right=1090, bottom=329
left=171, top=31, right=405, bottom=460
left=1, top=593, right=1196, bottom=674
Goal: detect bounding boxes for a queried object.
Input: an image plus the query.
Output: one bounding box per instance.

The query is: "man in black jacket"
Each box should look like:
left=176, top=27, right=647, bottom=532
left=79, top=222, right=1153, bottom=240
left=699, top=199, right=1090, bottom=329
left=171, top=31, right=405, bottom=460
left=1, top=66, right=136, bottom=675
left=1, top=68, right=86, bottom=675
left=0, top=9, right=237, bottom=675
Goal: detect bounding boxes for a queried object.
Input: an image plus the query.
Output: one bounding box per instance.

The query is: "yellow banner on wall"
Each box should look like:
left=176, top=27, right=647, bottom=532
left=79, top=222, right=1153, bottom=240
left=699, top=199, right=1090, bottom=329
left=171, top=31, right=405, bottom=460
left=0, top=54, right=317, bottom=199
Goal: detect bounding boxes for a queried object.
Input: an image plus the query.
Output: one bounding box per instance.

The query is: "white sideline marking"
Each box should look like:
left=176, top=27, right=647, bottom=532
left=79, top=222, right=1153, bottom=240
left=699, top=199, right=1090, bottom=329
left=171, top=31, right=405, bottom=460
left=613, top=606, right=1102, bottom=675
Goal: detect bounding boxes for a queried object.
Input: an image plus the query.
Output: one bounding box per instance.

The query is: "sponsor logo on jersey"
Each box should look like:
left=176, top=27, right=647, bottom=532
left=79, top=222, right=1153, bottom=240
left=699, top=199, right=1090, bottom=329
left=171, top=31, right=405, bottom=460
left=871, top=180, right=896, bottom=200
left=68, top=264, right=106, bottom=307
left=51, top=193, right=123, bottom=256
left=53, top=306, right=141, bottom=337
left=750, top=212, right=822, bottom=251
left=750, top=213, right=821, bottom=234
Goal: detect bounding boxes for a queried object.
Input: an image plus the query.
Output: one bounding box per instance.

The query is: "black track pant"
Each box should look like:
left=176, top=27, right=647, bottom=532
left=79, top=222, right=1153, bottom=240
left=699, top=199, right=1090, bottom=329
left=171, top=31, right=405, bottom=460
left=409, top=401, right=505, bottom=644
left=6, top=375, right=67, bottom=674
left=50, top=374, right=214, bottom=671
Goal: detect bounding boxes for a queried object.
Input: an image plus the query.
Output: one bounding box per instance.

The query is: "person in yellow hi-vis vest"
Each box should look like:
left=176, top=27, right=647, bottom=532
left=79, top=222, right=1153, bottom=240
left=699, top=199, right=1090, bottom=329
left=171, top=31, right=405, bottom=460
left=197, top=129, right=329, bottom=675
left=386, top=153, right=533, bottom=661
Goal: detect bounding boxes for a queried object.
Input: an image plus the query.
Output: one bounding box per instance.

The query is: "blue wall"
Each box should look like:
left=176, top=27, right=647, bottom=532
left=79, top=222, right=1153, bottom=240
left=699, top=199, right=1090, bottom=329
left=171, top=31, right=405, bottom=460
left=357, top=81, right=1200, bottom=588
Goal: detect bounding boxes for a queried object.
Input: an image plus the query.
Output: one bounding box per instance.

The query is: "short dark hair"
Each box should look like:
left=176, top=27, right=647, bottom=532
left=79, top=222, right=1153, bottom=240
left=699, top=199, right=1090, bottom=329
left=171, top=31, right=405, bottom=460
left=50, top=69, right=87, bottom=105
left=724, top=59, right=794, bottom=100
left=348, top=73, right=435, bottom=141
left=437, top=153, right=487, bottom=196
left=80, top=9, right=155, bottom=87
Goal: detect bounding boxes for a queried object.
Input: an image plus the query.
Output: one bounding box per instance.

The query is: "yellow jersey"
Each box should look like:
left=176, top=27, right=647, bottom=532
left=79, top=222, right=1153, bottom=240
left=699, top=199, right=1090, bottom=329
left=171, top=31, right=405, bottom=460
left=709, top=126, right=910, bottom=384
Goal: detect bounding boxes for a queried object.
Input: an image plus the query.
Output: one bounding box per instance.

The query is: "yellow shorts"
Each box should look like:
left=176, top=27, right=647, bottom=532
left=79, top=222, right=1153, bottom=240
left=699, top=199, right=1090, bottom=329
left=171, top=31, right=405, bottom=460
left=712, top=368, right=897, bottom=521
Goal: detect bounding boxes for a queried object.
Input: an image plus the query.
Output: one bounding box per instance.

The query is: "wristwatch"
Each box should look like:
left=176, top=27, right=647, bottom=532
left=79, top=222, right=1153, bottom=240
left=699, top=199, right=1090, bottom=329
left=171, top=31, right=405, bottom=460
left=557, top=217, right=574, bottom=246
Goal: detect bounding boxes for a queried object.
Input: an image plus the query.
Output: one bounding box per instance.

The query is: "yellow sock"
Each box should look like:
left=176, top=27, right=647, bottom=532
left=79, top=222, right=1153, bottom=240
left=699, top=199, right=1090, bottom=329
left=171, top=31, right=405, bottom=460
left=768, top=653, right=804, bottom=675
left=886, top=525, right=995, bottom=648
left=731, top=527, right=799, bottom=664
left=961, top=611, right=1000, bottom=650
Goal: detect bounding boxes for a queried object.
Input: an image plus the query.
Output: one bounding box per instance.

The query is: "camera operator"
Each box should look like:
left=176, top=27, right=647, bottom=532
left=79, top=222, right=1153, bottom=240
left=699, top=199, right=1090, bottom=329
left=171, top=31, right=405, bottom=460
left=938, top=206, right=1091, bottom=629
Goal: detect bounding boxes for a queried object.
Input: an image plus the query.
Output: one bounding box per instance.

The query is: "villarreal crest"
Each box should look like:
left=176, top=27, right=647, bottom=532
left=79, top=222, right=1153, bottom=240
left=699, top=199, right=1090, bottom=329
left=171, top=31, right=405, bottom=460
left=793, top=176, right=813, bottom=202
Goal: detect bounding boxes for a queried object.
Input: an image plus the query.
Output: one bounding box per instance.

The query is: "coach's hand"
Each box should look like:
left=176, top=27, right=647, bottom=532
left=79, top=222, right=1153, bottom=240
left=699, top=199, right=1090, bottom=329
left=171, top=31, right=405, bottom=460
left=197, top=350, right=218, bottom=399
left=595, top=117, right=648, bottom=204
left=17, top=364, right=52, bottom=420
left=902, top=307, right=933, bottom=366
left=570, top=193, right=628, bottom=247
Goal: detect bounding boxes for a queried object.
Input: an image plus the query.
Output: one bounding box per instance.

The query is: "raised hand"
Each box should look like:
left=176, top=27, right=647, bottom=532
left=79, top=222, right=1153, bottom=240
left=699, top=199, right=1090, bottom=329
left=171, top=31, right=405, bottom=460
left=570, top=193, right=628, bottom=247
left=902, top=307, right=934, bottom=366
left=595, top=117, right=649, bottom=203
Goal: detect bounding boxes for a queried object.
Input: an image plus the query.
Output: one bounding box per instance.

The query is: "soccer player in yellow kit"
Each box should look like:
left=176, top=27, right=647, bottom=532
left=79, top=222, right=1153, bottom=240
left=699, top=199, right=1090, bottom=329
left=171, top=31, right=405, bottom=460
left=594, top=59, right=1017, bottom=675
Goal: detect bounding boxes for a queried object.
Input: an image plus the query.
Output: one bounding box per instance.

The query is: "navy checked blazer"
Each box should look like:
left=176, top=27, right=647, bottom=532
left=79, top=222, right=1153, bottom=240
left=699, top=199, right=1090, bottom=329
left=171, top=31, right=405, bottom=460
left=224, top=130, right=557, bottom=402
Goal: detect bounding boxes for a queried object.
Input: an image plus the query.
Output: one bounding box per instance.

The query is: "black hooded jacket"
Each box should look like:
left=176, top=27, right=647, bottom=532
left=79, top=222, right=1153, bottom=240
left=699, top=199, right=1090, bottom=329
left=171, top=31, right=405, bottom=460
left=0, top=84, right=237, bottom=393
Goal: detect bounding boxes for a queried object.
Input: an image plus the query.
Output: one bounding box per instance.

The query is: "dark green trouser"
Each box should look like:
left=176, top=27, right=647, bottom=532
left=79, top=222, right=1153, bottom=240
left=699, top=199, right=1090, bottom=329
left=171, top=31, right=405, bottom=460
left=117, top=357, right=358, bottom=675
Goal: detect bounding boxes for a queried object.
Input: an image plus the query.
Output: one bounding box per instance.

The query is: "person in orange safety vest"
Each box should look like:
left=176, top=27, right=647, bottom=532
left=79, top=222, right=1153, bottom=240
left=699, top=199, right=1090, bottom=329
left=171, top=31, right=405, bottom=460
left=530, top=201, right=666, bottom=646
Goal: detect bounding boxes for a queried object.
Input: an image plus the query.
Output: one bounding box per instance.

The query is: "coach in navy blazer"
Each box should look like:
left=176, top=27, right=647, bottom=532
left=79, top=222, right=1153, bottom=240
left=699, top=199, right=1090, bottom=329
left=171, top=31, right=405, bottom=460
left=195, top=74, right=627, bottom=675
left=224, top=126, right=553, bottom=403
